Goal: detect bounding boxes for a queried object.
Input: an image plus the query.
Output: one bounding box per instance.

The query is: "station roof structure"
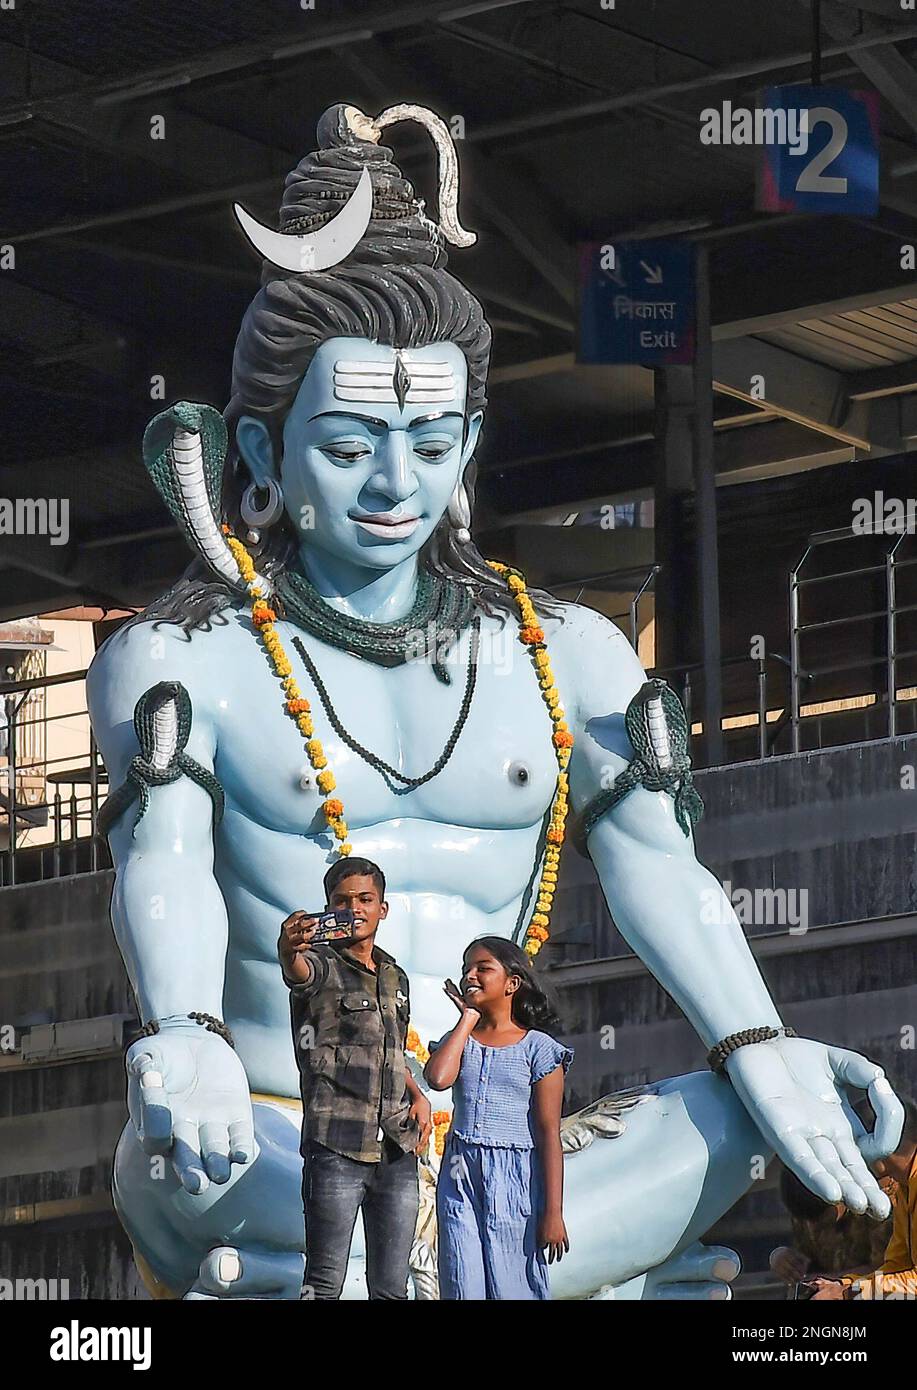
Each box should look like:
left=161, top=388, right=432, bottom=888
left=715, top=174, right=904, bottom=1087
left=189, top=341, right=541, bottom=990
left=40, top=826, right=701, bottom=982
left=3, top=0, right=917, bottom=621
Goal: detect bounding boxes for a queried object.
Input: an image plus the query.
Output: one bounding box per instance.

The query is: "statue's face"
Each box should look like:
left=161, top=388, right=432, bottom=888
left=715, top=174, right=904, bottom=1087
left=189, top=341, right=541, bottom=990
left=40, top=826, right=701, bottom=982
left=241, top=337, right=482, bottom=571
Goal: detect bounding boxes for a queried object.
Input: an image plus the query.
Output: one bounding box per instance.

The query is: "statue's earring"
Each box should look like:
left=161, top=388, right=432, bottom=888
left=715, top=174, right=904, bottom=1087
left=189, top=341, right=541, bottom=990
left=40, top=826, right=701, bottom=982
left=447, top=479, right=471, bottom=543
left=240, top=478, right=284, bottom=545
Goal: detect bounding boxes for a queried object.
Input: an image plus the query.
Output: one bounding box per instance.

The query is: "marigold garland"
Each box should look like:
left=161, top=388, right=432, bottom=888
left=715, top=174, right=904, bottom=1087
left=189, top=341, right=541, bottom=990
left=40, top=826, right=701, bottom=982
left=405, top=1028, right=452, bottom=1155
left=486, top=560, right=573, bottom=959
left=223, top=527, right=352, bottom=856
left=431, top=1111, right=452, bottom=1156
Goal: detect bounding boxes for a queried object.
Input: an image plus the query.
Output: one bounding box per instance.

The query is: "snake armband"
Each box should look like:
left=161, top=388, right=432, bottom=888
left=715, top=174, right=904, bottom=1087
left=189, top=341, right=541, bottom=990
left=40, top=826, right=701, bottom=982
left=97, top=681, right=224, bottom=837
left=577, top=679, right=703, bottom=847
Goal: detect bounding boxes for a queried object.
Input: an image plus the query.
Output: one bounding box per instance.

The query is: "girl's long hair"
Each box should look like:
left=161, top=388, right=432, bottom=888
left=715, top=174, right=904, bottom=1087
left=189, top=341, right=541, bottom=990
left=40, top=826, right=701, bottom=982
left=464, top=936, right=564, bottom=1036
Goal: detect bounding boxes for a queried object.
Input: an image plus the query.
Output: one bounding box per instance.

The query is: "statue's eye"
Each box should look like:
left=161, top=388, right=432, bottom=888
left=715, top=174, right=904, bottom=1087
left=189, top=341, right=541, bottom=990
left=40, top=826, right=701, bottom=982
left=323, top=442, right=372, bottom=462
left=414, top=440, right=452, bottom=460
left=507, top=760, right=531, bottom=786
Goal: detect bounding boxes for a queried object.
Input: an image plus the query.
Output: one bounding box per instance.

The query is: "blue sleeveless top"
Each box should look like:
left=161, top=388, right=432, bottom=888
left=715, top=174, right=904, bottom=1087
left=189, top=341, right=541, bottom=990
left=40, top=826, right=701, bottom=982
left=428, top=1029, right=574, bottom=1149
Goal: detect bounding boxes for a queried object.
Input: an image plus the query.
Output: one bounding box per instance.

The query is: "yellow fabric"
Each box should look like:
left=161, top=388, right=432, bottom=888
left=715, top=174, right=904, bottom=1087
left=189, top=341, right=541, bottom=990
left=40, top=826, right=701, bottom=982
left=250, top=1090, right=302, bottom=1110
left=846, top=1151, right=917, bottom=1300
left=132, top=1246, right=179, bottom=1300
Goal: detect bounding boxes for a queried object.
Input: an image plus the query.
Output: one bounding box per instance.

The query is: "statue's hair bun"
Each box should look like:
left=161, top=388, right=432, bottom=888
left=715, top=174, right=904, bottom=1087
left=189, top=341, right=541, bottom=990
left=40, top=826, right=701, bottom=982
left=275, top=102, right=445, bottom=272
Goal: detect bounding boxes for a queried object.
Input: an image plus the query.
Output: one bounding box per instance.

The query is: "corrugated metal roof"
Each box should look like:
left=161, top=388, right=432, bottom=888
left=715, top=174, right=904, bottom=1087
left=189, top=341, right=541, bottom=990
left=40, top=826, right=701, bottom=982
left=762, top=299, right=917, bottom=371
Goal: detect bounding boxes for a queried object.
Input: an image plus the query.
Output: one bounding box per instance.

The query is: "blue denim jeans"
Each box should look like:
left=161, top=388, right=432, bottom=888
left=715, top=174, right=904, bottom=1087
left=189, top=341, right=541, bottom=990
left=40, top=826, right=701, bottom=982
left=301, top=1139, right=419, bottom=1300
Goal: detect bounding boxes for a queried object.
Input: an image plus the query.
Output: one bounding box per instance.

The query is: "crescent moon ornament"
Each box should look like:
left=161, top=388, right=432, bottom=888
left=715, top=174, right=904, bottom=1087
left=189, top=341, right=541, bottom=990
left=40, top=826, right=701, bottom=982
left=232, top=165, right=373, bottom=273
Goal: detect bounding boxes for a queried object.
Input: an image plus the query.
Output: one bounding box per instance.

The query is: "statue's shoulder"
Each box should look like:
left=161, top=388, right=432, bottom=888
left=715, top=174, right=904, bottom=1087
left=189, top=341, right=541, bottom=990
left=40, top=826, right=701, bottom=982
left=544, top=599, right=640, bottom=666
left=87, top=602, right=249, bottom=713
left=543, top=600, right=647, bottom=718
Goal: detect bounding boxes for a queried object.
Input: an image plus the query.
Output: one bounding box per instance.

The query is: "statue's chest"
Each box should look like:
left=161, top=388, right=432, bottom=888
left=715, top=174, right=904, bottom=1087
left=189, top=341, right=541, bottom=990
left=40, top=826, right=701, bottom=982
left=215, top=617, right=564, bottom=834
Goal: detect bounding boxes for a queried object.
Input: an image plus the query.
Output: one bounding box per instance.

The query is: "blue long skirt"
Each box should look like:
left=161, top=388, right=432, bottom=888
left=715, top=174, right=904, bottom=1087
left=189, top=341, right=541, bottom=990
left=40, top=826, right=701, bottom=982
left=436, top=1134, right=551, bottom=1300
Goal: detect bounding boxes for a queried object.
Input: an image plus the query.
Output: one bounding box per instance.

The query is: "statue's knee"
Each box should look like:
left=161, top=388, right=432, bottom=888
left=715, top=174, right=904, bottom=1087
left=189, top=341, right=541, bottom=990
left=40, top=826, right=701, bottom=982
left=192, top=1246, right=305, bottom=1299
left=197, top=1247, right=244, bottom=1295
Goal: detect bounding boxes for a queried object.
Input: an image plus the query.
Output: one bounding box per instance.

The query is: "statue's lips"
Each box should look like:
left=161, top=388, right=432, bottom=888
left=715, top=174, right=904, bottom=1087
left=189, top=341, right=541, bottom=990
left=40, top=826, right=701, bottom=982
left=349, top=511, right=421, bottom=540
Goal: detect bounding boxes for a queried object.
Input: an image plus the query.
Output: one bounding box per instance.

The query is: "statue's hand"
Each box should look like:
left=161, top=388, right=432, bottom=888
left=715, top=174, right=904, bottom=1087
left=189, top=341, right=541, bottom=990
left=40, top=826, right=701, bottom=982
left=725, top=1037, right=903, bottom=1219
left=126, top=1028, right=255, bottom=1194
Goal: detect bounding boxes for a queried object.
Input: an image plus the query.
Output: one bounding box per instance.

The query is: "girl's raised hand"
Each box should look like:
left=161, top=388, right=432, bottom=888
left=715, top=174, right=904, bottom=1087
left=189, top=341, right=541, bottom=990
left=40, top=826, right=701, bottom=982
left=444, top=978, right=479, bottom=1018
left=539, top=1214, right=570, bottom=1264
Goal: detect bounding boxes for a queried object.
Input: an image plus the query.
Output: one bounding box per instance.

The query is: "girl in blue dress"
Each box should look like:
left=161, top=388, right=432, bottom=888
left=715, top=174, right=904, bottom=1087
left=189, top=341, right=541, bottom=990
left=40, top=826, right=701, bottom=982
left=424, top=936, right=574, bottom=1300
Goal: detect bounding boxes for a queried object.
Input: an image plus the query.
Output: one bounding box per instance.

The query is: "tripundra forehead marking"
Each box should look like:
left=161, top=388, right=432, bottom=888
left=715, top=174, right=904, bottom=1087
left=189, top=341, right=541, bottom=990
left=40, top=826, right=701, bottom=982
left=333, top=353, right=457, bottom=406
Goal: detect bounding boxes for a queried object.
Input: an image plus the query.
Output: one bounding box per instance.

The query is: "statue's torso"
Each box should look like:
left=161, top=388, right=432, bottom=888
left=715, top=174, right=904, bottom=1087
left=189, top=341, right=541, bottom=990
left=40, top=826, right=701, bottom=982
left=204, top=606, right=568, bottom=1092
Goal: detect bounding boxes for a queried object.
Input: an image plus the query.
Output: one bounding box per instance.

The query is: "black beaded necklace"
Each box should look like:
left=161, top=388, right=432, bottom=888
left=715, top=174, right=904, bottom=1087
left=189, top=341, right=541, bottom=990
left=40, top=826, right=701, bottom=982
left=277, top=565, right=476, bottom=686
left=291, top=616, right=481, bottom=790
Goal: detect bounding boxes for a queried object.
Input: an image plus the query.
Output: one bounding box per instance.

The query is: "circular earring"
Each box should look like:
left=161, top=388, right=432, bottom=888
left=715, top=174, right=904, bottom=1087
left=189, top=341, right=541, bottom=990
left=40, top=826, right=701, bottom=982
left=241, top=478, right=284, bottom=542
left=447, top=479, right=471, bottom=543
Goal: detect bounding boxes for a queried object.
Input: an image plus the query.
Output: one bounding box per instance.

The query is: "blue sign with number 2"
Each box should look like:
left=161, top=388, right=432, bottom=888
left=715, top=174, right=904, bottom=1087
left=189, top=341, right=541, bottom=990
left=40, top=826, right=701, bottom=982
left=758, top=85, right=879, bottom=215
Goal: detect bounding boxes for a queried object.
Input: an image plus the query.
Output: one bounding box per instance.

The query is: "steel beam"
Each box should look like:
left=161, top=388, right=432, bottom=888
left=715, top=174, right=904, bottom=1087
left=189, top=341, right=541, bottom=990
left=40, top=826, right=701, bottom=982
left=712, top=337, right=866, bottom=446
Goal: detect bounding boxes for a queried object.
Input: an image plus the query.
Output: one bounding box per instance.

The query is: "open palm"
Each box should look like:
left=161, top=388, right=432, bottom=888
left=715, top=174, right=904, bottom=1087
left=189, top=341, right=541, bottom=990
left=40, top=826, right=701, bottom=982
left=726, top=1036, right=903, bottom=1218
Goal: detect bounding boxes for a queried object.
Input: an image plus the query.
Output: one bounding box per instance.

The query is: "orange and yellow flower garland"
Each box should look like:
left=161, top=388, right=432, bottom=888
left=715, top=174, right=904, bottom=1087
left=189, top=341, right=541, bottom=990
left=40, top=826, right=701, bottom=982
left=222, top=534, right=572, bottom=955
left=485, top=560, right=573, bottom=958
left=223, top=528, right=352, bottom=856
left=406, top=1028, right=452, bottom=1156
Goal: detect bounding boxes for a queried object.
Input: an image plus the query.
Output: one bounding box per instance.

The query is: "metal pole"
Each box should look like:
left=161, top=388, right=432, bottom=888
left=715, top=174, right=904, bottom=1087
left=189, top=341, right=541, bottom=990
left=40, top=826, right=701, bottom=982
left=888, top=540, right=898, bottom=739
left=757, top=658, right=768, bottom=761
left=693, top=244, right=724, bottom=765
left=6, top=694, right=17, bottom=887
left=89, top=732, right=100, bottom=872
left=789, top=554, right=806, bottom=754
left=629, top=565, right=660, bottom=652
left=69, top=784, right=78, bottom=875
left=53, top=787, right=61, bottom=879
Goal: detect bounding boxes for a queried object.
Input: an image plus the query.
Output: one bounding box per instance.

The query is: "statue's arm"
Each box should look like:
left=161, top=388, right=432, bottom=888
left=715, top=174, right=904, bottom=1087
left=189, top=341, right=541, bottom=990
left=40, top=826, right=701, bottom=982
left=563, top=607, right=782, bottom=1048
left=562, top=606, right=900, bottom=1216
left=87, top=622, right=228, bottom=1021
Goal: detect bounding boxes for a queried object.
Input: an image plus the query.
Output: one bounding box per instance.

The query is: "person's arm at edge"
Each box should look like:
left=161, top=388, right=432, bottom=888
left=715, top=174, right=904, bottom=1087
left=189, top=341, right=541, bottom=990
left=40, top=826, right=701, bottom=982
left=532, top=1065, right=569, bottom=1261
left=404, top=1067, right=433, bottom=1153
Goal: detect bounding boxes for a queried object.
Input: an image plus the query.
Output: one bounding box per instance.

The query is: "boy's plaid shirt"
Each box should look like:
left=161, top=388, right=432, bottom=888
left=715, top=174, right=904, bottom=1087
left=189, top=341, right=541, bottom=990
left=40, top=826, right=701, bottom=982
left=284, top=941, right=418, bottom=1164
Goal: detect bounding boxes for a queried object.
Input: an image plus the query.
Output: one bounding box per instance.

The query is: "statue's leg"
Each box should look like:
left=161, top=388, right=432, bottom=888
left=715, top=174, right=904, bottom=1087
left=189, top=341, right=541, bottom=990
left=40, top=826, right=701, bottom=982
left=549, top=1070, right=773, bottom=1300
left=114, top=1073, right=766, bottom=1300
left=113, top=1099, right=324, bottom=1299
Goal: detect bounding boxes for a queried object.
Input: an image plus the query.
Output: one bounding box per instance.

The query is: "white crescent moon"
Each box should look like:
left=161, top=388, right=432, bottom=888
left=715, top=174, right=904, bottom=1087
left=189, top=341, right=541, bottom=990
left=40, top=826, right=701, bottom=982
left=233, top=165, right=373, bottom=273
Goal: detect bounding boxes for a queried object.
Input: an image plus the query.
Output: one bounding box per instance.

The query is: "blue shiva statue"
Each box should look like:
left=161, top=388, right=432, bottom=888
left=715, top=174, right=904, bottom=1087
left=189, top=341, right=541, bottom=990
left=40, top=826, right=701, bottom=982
left=87, top=102, right=902, bottom=1300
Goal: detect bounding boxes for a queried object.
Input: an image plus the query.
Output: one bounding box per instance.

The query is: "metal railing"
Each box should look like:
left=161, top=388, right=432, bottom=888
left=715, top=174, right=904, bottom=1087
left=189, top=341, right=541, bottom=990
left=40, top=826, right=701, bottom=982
left=549, top=562, right=659, bottom=650
left=0, top=667, right=107, bottom=888
left=790, top=524, right=917, bottom=753
left=653, top=650, right=794, bottom=764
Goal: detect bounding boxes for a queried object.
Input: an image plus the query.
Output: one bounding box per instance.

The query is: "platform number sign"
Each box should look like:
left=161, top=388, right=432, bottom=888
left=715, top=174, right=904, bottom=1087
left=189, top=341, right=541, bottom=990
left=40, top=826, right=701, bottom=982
left=758, top=86, right=879, bottom=215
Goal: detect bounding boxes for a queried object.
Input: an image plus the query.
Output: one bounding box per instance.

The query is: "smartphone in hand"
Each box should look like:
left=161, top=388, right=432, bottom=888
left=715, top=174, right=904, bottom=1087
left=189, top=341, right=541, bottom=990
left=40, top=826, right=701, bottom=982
left=310, top=908, right=355, bottom=943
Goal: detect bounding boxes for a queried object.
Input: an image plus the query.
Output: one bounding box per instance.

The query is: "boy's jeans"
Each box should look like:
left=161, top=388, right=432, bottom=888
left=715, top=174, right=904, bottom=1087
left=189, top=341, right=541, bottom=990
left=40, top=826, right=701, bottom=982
left=301, top=1137, right=419, bottom=1300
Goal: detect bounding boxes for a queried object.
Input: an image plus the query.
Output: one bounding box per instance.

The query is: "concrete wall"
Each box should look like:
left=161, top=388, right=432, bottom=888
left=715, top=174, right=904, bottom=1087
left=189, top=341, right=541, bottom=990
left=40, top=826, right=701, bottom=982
left=0, top=871, right=145, bottom=1299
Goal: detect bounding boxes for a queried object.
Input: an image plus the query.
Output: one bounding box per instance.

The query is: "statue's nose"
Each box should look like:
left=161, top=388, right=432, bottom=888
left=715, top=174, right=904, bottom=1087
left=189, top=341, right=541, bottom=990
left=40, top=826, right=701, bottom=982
left=368, top=433, right=417, bottom=503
